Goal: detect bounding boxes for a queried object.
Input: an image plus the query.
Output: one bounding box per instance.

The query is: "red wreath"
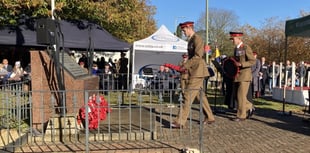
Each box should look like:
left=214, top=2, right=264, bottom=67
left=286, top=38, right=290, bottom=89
left=77, top=94, right=111, bottom=129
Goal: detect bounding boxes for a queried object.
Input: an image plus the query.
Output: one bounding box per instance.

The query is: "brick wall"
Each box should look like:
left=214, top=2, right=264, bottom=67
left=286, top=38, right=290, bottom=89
left=30, top=50, right=99, bottom=130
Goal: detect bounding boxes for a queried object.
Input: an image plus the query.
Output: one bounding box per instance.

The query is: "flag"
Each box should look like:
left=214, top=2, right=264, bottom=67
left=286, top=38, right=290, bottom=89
left=204, top=45, right=212, bottom=55
left=208, top=49, right=212, bottom=55
left=215, top=47, right=221, bottom=58
left=215, top=47, right=221, bottom=62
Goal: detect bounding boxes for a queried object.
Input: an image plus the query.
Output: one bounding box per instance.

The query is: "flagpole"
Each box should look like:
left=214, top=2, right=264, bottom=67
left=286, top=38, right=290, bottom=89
left=205, top=0, right=209, bottom=64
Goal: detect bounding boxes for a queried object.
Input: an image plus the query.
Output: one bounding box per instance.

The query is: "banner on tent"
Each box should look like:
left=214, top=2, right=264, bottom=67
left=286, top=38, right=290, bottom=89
left=134, top=43, right=187, bottom=51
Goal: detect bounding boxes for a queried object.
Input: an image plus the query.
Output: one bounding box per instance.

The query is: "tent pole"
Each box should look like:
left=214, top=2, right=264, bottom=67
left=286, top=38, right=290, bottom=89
left=127, top=47, right=132, bottom=93
left=131, top=45, right=135, bottom=92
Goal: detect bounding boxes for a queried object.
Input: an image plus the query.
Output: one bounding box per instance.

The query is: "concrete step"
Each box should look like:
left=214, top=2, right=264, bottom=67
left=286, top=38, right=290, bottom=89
left=28, top=106, right=156, bottom=142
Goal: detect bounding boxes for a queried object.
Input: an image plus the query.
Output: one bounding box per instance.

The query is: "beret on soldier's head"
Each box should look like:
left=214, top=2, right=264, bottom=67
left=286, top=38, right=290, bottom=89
left=253, top=52, right=257, bottom=55
left=179, top=21, right=194, bottom=28
left=229, top=31, right=243, bottom=38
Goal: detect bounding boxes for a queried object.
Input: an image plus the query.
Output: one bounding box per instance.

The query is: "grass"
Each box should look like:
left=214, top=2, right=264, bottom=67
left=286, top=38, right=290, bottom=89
left=105, top=89, right=307, bottom=116
left=207, top=89, right=307, bottom=114
left=252, top=97, right=306, bottom=114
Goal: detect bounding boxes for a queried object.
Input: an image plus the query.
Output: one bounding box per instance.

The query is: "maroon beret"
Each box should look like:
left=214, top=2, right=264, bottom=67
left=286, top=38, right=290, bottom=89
left=229, top=31, right=243, bottom=38
left=179, top=21, right=194, bottom=28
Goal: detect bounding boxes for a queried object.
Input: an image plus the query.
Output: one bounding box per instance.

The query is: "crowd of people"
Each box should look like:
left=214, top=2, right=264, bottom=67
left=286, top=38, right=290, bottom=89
left=152, top=65, right=177, bottom=91
left=0, top=58, right=31, bottom=86
left=77, top=52, right=129, bottom=94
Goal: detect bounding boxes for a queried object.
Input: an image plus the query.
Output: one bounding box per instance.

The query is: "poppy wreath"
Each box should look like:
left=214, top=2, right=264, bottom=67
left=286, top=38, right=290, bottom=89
left=77, top=94, right=111, bottom=129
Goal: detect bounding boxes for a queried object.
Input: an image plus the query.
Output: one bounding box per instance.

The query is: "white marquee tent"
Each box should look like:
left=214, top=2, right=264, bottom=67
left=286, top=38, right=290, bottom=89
left=130, top=25, right=187, bottom=89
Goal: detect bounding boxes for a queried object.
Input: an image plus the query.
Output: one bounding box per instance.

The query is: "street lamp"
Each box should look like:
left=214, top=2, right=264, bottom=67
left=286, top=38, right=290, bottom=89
left=174, top=16, right=186, bottom=34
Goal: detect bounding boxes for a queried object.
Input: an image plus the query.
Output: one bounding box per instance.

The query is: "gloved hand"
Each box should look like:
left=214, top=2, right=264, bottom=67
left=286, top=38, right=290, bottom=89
left=164, top=63, right=186, bottom=72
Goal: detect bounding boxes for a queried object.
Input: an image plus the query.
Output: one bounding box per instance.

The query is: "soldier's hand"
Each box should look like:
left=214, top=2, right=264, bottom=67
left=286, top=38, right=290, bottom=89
left=236, top=62, right=242, bottom=67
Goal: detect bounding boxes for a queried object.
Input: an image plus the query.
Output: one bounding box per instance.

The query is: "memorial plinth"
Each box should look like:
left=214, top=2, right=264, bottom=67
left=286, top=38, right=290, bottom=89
left=30, top=50, right=99, bottom=131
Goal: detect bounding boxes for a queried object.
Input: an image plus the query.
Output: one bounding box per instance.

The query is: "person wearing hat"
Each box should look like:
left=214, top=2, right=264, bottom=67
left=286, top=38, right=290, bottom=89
left=165, top=21, right=215, bottom=128
left=178, top=53, right=189, bottom=94
left=229, top=32, right=256, bottom=121
left=179, top=21, right=204, bottom=59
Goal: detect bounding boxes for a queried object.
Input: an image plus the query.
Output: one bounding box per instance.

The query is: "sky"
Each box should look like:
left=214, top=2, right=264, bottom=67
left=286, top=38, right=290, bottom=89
left=150, top=0, right=310, bottom=32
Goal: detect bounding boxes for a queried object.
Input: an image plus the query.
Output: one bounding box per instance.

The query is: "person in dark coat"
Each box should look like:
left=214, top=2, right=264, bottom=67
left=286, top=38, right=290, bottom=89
left=118, top=52, right=128, bottom=90
left=97, top=57, right=106, bottom=69
left=249, top=52, right=261, bottom=100
left=2, top=59, right=13, bottom=72
left=78, top=53, right=88, bottom=69
left=259, top=57, right=269, bottom=96
left=221, top=55, right=235, bottom=110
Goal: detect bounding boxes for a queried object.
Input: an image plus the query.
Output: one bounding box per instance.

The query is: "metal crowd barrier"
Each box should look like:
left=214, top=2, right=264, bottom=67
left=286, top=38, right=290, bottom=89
left=0, top=80, right=31, bottom=124
left=0, top=77, right=209, bottom=152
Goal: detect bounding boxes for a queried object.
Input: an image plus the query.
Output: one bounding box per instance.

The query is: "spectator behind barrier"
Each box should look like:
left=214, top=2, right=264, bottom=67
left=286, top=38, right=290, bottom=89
left=8, top=61, right=24, bottom=82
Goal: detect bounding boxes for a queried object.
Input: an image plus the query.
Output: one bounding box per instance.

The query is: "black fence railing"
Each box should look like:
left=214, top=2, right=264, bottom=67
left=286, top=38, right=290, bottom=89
left=0, top=85, right=206, bottom=152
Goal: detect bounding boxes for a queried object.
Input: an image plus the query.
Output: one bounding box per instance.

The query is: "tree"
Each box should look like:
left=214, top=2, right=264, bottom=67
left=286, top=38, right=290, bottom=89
left=240, top=17, right=286, bottom=63
left=0, top=0, right=157, bottom=43
left=244, top=15, right=310, bottom=64
left=175, top=25, right=182, bottom=38
left=195, top=8, right=310, bottom=64
left=196, top=8, right=239, bottom=57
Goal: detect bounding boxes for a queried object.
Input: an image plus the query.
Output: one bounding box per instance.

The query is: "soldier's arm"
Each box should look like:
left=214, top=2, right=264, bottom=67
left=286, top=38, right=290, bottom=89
left=193, top=35, right=204, bottom=58
left=241, top=45, right=256, bottom=68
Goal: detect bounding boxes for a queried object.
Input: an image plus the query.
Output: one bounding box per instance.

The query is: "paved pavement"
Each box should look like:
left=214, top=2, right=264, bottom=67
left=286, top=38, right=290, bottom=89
left=9, top=97, right=310, bottom=153
left=147, top=102, right=310, bottom=153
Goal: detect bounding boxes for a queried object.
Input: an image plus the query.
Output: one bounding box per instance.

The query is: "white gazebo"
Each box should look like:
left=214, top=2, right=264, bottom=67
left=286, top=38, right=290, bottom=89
left=130, top=25, right=187, bottom=89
